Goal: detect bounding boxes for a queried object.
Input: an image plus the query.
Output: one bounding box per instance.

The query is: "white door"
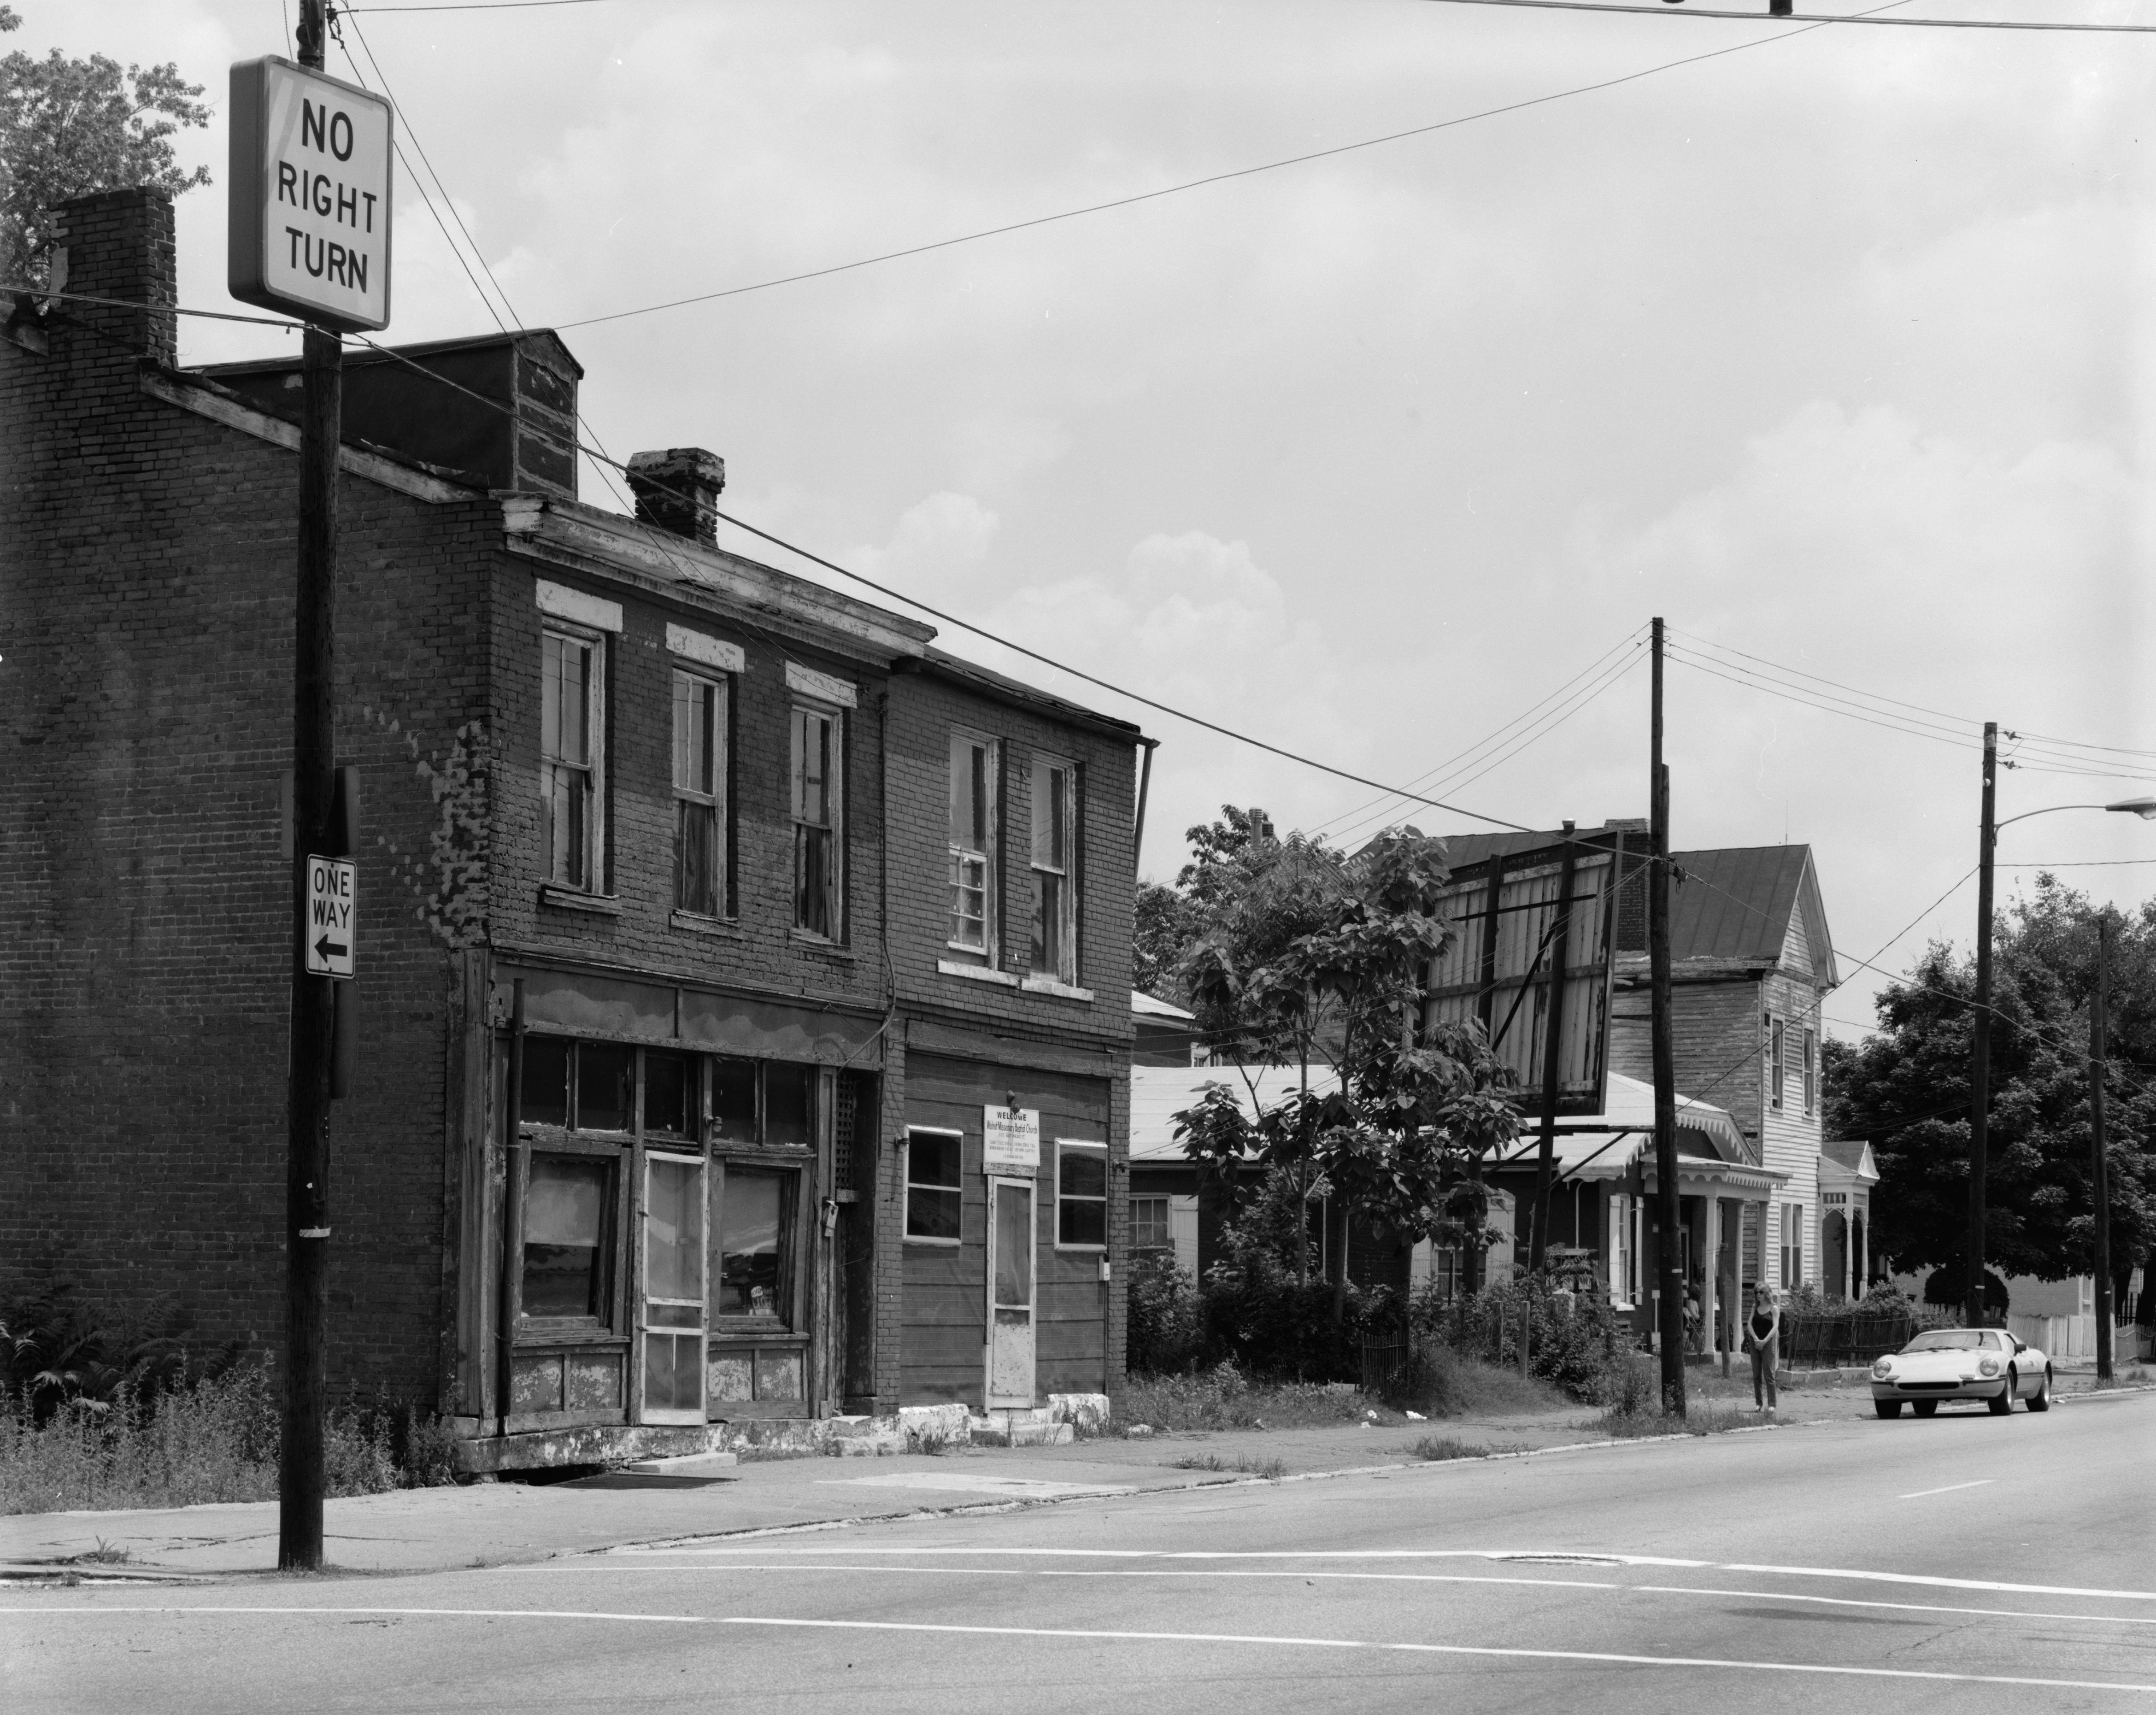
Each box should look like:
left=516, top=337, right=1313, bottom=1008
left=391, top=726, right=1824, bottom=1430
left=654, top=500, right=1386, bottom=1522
left=986, top=1176, right=1036, bottom=1408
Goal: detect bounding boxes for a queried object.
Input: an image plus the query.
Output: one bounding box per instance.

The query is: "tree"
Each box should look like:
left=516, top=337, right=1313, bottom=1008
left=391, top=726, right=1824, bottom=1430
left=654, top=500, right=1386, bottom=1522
left=1825, top=877, right=2156, bottom=1307
left=1132, top=805, right=1278, bottom=998
left=0, top=12, right=212, bottom=290
left=1174, top=826, right=1522, bottom=1316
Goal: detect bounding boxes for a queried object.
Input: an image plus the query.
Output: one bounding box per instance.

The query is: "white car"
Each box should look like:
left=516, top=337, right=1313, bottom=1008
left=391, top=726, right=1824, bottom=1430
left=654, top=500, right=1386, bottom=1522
left=1871, top=1327, right=2051, bottom=1418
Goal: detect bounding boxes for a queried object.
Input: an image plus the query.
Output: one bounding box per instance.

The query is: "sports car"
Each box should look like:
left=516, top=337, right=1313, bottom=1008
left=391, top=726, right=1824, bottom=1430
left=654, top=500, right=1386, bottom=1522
left=1870, top=1327, right=2051, bottom=1418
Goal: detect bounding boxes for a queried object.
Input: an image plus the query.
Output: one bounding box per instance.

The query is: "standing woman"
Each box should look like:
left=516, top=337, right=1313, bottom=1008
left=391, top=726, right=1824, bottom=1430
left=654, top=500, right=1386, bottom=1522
left=1744, top=1285, right=1781, bottom=1415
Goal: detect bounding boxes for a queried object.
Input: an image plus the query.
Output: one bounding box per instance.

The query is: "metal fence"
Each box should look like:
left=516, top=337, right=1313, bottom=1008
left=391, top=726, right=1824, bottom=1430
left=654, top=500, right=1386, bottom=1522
left=1779, top=1309, right=1915, bottom=1367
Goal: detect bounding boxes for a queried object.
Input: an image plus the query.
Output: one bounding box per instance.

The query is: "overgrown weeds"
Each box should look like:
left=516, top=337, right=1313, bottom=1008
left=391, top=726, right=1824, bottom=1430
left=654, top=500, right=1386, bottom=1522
left=0, top=1356, right=457, bottom=1515
left=1116, top=1361, right=1385, bottom=1433
left=1170, top=1451, right=1288, bottom=1479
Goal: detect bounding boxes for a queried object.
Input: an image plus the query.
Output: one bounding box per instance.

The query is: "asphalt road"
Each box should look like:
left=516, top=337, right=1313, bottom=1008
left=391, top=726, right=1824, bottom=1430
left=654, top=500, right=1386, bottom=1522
left=6, top=1392, right=2153, bottom=1713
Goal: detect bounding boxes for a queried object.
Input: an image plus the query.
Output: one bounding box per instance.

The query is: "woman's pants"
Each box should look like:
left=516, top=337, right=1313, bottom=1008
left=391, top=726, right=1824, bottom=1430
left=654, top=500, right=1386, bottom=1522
left=1750, top=1338, right=1779, bottom=1408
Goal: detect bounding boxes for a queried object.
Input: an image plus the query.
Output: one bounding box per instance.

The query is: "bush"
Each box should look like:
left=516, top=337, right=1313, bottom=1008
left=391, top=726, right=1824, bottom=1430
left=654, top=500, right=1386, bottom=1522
left=1410, top=1277, right=1630, bottom=1403
left=1126, top=1252, right=1204, bottom=1377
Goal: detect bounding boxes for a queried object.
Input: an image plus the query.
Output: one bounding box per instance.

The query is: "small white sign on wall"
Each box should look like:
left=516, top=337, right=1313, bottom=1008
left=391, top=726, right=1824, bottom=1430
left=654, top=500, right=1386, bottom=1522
left=982, top=1106, right=1040, bottom=1175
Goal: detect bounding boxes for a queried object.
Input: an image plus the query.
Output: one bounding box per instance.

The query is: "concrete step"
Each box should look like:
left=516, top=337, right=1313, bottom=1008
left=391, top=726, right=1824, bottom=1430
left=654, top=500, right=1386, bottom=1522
left=620, top=1451, right=738, bottom=1477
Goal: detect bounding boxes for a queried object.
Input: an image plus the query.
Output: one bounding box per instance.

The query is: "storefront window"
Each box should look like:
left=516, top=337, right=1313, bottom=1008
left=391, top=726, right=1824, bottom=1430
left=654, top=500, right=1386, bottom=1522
left=520, top=1036, right=570, bottom=1128
left=644, top=1050, right=695, bottom=1139
left=764, top=1063, right=813, bottom=1147
left=523, top=1154, right=611, bottom=1320
left=578, top=1042, right=636, bottom=1133
left=717, top=1168, right=790, bottom=1321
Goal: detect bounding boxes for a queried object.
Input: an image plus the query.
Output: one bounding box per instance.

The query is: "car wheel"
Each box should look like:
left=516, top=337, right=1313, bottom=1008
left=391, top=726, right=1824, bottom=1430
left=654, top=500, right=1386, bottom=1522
left=1911, top=1399, right=1937, bottom=1418
left=1989, top=1369, right=2015, bottom=1415
left=1875, top=1399, right=1903, bottom=1419
left=2026, top=1367, right=2051, bottom=1413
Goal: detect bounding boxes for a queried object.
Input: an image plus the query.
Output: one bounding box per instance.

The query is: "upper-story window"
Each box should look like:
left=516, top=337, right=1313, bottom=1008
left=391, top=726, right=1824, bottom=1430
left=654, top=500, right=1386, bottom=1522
left=1767, top=1015, right=1785, bottom=1112
left=1029, top=755, right=1078, bottom=983
left=790, top=701, right=844, bottom=939
left=673, top=669, right=727, bottom=917
left=541, top=628, right=605, bottom=890
left=1802, top=1028, right=1817, bottom=1118
left=948, top=731, right=999, bottom=961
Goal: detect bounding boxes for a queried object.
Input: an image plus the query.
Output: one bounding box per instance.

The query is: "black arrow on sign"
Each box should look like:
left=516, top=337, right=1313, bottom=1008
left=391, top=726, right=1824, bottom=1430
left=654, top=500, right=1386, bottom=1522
left=314, top=936, right=348, bottom=964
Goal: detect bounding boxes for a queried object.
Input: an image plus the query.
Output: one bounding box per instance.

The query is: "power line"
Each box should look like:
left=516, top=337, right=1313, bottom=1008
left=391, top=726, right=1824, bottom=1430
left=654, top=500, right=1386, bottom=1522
left=546, top=6, right=1901, bottom=334
left=1320, top=633, right=1648, bottom=841
left=1413, top=0, right=2156, bottom=34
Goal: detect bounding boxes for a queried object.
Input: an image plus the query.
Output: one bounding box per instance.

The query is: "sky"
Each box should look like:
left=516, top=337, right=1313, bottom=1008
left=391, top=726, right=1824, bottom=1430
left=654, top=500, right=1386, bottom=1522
left=23, top=0, right=2156, bottom=1041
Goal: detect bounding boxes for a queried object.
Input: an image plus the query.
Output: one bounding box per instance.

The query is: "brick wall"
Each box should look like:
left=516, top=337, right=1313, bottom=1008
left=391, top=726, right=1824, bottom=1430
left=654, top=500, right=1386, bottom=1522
left=0, top=193, right=493, bottom=1399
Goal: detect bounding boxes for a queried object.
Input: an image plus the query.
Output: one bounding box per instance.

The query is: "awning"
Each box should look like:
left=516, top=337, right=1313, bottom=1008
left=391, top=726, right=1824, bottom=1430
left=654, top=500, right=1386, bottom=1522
left=1495, top=1071, right=1749, bottom=1178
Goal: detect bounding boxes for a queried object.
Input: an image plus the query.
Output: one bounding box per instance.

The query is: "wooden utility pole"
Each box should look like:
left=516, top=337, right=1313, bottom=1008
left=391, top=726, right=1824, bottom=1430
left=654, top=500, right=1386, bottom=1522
left=2093, top=913, right=2114, bottom=1381
left=280, top=0, right=342, bottom=1576
left=1965, top=722, right=1998, bottom=1332
left=1649, top=619, right=1686, bottom=1416
left=1529, top=824, right=1577, bottom=1274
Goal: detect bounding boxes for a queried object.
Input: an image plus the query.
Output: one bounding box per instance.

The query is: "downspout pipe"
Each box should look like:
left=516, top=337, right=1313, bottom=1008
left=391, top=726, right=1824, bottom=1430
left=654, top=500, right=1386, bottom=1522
left=498, top=979, right=527, bottom=1443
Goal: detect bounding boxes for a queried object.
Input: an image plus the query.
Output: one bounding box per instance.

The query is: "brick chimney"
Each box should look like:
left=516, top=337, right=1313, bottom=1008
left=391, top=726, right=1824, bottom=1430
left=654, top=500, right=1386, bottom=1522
left=48, top=188, right=178, bottom=368
left=626, top=447, right=724, bottom=548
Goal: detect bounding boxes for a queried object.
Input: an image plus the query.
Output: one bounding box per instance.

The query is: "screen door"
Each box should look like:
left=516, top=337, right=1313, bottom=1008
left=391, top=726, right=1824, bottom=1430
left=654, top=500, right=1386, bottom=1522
left=986, top=1177, right=1035, bottom=1408
left=641, top=1151, right=706, bottom=1424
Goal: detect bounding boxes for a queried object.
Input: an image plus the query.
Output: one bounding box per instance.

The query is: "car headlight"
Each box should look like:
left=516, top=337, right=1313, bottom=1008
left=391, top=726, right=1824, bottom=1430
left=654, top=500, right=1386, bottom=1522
left=1978, top=1357, right=2000, bottom=1377
left=1872, top=1358, right=1893, bottom=1379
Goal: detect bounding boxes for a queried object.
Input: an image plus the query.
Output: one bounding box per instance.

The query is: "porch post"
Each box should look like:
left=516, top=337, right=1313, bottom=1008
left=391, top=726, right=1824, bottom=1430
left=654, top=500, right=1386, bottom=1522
left=1701, top=1192, right=1720, bottom=1368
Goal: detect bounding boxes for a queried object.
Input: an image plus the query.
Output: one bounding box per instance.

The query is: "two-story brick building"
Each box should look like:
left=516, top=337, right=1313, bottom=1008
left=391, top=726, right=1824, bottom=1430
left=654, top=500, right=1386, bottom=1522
left=0, top=188, right=1141, bottom=1469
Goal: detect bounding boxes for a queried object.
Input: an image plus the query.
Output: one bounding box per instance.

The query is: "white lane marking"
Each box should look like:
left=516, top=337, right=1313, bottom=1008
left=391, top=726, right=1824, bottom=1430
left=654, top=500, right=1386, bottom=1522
left=1637, top=1585, right=2156, bottom=1628
left=523, top=1562, right=2156, bottom=1626
left=6, top=1606, right=2150, bottom=1692
left=614, top=1545, right=1708, bottom=1566
left=521, top=1565, right=1625, bottom=1592
left=617, top=1544, right=2156, bottom=1604
left=1720, top=1564, right=2156, bottom=1603
left=1899, top=1479, right=1997, bottom=1500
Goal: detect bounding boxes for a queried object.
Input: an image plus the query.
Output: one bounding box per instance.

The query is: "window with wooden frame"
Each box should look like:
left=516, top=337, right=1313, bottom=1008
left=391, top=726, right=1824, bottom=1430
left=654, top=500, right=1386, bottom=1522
left=711, top=1162, right=797, bottom=1327
left=1130, top=1195, right=1172, bottom=1252
left=672, top=668, right=728, bottom=918
left=1768, top=1015, right=1786, bottom=1112
left=541, top=628, right=605, bottom=891
left=1055, top=1139, right=1107, bottom=1249
left=947, top=730, right=999, bottom=961
left=1028, top=755, right=1078, bottom=983
left=1802, top=1028, right=1817, bottom=1118
left=904, top=1129, right=963, bottom=1244
left=1780, top=1202, right=1804, bottom=1287
left=790, top=702, right=844, bottom=939
left=515, top=1035, right=641, bottom=1335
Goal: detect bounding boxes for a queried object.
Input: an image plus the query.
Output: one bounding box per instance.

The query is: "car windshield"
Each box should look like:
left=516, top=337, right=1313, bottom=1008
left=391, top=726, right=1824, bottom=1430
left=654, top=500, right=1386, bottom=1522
left=1903, top=1330, right=1989, bottom=1352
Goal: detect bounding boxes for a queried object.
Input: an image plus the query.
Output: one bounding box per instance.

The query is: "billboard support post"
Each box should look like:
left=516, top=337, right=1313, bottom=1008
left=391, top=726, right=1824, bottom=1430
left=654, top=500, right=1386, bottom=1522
left=1528, top=824, right=1577, bottom=1275
left=1650, top=618, right=1687, bottom=1418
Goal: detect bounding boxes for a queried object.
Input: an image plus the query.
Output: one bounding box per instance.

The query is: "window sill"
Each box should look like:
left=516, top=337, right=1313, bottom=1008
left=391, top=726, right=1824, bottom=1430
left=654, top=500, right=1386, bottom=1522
left=540, top=885, right=622, bottom=916
left=792, top=933, right=856, bottom=960
left=672, top=910, right=741, bottom=939
left=937, top=959, right=1019, bottom=987
left=1022, top=975, right=1095, bottom=1002
left=903, top=1234, right=962, bottom=1248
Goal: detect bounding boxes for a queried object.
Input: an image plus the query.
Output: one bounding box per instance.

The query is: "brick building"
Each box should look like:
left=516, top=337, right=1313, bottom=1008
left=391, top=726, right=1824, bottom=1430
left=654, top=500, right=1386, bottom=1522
left=0, top=188, right=1143, bottom=1467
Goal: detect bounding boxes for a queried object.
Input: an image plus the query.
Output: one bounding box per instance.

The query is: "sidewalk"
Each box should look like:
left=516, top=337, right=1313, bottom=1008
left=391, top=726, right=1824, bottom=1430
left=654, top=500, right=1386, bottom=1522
left=0, top=1399, right=1689, bottom=1582
left=8, top=1374, right=2138, bottom=1584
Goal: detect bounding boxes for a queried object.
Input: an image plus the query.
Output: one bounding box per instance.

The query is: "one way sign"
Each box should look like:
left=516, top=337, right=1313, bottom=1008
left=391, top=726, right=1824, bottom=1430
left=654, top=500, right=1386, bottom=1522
left=305, top=855, right=357, bottom=979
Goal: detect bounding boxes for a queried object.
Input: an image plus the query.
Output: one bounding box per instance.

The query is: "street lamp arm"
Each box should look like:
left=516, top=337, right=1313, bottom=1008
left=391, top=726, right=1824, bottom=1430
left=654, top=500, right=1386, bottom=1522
left=1994, top=798, right=2156, bottom=833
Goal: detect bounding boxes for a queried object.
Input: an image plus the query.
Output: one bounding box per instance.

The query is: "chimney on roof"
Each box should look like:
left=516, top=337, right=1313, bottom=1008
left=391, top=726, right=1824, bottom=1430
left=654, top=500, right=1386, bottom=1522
left=627, top=447, right=724, bottom=548
left=47, top=188, right=178, bottom=367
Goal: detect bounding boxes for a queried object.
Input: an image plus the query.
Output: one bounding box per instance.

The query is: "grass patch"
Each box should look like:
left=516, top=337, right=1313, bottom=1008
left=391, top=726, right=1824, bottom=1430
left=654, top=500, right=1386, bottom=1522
left=0, top=1359, right=457, bottom=1515
left=1169, top=1452, right=1288, bottom=1479
left=1595, top=1395, right=1760, bottom=1439
left=1116, top=1364, right=1385, bottom=1434
left=1408, top=1435, right=1481, bottom=1462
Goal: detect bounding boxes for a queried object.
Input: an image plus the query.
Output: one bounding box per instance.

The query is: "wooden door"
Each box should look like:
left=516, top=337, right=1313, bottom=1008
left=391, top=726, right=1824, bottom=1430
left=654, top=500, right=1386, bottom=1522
left=986, top=1177, right=1036, bottom=1407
